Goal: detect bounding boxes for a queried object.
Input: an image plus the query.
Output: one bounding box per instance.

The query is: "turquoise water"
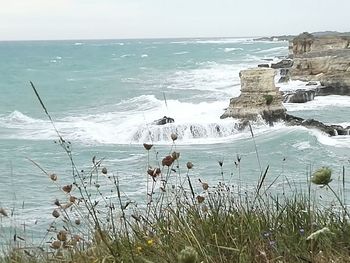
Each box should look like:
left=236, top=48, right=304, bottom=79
left=0, top=38, right=349, bottom=241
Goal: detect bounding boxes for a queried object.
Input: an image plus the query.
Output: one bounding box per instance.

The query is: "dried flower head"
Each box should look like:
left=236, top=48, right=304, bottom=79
left=162, top=155, right=174, bottom=167
left=186, top=162, right=193, bottom=169
left=52, top=209, right=60, bottom=218
left=171, top=133, right=178, bottom=141
left=196, top=195, right=205, bottom=203
left=54, top=199, right=61, bottom=206
left=75, top=218, right=81, bottom=225
left=172, top=151, right=180, bottom=160
left=311, top=167, right=332, bottom=185
left=178, top=246, right=199, bottom=263
left=50, top=173, right=57, bottom=181
left=0, top=208, right=8, bottom=217
left=62, top=184, right=72, bottom=193
left=201, top=205, right=209, bottom=213
left=69, top=196, right=77, bottom=203
left=57, top=230, right=68, bottom=242
left=143, top=143, right=153, bottom=150
left=218, top=160, right=223, bottom=167
left=147, top=167, right=161, bottom=178
left=202, top=182, right=209, bottom=190
left=51, top=240, right=61, bottom=250
left=101, top=167, right=108, bottom=174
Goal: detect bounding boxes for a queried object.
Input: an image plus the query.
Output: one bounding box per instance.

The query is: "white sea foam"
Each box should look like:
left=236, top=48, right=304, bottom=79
left=120, top=54, right=135, bottom=58
left=284, top=95, right=350, bottom=112
left=171, top=38, right=252, bottom=45
left=173, top=51, right=189, bottom=55
left=278, top=80, right=320, bottom=92
left=141, top=54, right=148, bottom=58
left=255, top=46, right=288, bottom=54
left=74, top=42, right=84, bottom=46
left=292, top=141, right=311, bottom=150
left=223, top=47, right=244, bottom=52
left=165, top=62, right=247, bottom=97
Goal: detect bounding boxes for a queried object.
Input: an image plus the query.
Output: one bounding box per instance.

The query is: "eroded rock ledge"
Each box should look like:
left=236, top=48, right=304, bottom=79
left=221, top=67, right=349, bottom=137
left=220, top=68, right=286, bottom=124
left=291, top=32, right=350, bottom=94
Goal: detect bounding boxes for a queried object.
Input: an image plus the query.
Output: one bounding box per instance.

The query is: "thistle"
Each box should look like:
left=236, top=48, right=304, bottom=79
left=311, top=167, right=332, bottom=185
left=178, top=246, right=199, bottom=263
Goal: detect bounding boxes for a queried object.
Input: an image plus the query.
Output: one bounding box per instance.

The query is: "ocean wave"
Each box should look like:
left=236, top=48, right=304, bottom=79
left=120, top=54, right=135, bottom=58
left=165, top=63, right=246, bottom=95
left=171, top=38, right=253, bottom=45
left=0, top=111, right=45, bottom=125
left=284, top=95, right=350, bottom=111
left=223, top=47, right=244, bottom=52
left=173, top=51, right=189, bottom=55
left=255, top=46, right=288, bottom=54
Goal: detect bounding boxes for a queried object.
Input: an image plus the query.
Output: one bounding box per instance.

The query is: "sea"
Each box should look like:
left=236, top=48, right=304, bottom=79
left=0, top=37, right=349, bottom=242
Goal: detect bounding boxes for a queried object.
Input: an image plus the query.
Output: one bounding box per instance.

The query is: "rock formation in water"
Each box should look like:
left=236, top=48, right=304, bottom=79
left=285, top=114, right=350, bottom=136
left=291, top=32, right=350, bottom=95
left=283, top=89, right=316, bottom=103
left=221, top=67, right=349, bottom=137
left=153, top=116, right=175, bottom=125
left=221, top=67, right=286, bottom=123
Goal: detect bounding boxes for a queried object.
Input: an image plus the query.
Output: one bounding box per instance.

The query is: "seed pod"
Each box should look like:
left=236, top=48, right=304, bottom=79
left=62, top=184, right=72, bottom=193
left=162, top=156, right=174, bottom=167
left=69, top=196, right=77, bottom=203
left=196, top=195, right=205, bottom=203
left=186, top=162, right=193, bottom=169
left=57, top=230, right=68, bottom=242
left=52, top=209, right=60, bottom=218
left=202, top=182, right=209, bottom=190
left=51, top=240, right=61, bottom=249
left=0, top=208, right=8, bottom=217
left=50, top=173, right=57, bottom=181
left=75, top=219, right=81, bottom=225
left=54, top=199, right=61, bottom=206
left=101, top=167, right=108, bottom=174
left=202, top=205, right=209, bottom=213
left=143, top=143, right=153, bottom=150
left=147, top=167, right=161, bottom=178
left=171, top=133, right=178, bottom=141
left=172, top=151, right=180, bottom=160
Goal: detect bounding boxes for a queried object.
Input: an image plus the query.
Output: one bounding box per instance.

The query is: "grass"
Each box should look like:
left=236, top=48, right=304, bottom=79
left=1, top=83, right=350, bottom=262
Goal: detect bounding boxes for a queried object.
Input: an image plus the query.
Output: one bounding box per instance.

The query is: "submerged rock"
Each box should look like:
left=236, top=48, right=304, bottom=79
left=221, top=67, right=286, bottom=124
left=285, top=114, right=350, bottom=136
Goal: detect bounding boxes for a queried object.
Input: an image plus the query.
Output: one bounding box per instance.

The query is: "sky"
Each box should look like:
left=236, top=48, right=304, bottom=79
left=0, top=0, right=349, bottom=40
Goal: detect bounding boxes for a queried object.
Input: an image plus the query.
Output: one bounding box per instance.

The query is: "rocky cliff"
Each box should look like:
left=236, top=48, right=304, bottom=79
left=221, top=68, right=286, bottom=123
left=291, top=32, right=350, bottom=95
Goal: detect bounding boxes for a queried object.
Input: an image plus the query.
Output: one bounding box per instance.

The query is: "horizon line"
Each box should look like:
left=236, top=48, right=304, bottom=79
left=0, top=34, right=278, bottom=43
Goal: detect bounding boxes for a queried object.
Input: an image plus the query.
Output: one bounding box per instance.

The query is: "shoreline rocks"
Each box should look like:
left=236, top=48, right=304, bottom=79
left=291, top=32, right=350, bottom=94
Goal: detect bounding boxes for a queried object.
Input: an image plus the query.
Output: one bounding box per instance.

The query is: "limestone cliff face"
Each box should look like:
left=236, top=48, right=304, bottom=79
left=292, top=32, right=350, bottom=56
left=291, top=32, right=350, bottom=94
left=221, top=68, right=286, bottom=121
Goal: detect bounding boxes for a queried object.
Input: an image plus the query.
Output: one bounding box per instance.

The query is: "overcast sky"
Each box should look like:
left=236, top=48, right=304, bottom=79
left=0, top=0, right=349, bottom=40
